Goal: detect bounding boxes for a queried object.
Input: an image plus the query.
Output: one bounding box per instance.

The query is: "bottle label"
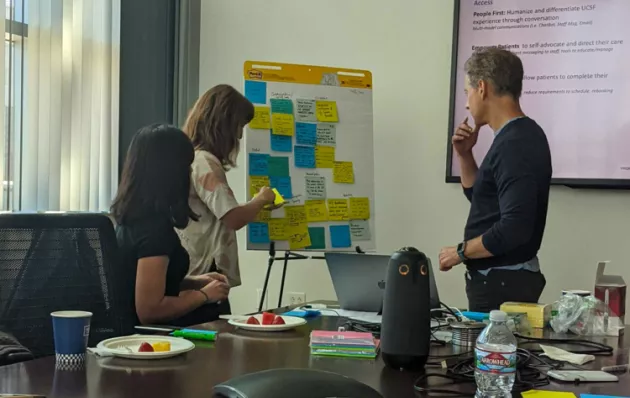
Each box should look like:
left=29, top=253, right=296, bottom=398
left=475, top=347, right=516, bottom=374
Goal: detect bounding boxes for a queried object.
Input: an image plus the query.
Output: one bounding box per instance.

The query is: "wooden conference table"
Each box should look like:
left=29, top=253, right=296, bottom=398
left=1, top=303, right=629, bottom=398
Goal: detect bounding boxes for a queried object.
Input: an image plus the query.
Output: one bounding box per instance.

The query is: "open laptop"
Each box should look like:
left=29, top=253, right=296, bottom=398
left=324, top=253, right=440, bottom=312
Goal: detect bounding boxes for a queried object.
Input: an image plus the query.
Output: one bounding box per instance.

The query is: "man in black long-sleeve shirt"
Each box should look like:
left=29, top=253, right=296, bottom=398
left=439, top=48, right=552, bottom=312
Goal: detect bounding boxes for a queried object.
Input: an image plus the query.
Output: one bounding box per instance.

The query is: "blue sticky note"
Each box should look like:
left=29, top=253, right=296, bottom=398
left=296, top=123, right=317, bottom=145
left=248, top=222, right=270, bottom=244
left=270, top=176, right=292, bottom=199
left=249, top=153, right=269, bottom=176
left=330, top=225, right=352, bottom=248
left=270, top=98, right=293, bottom=114
left=294, top=145, right=315, bottom=168
left=270, top=133, right=292, bottom=152
left=244, top=80, right=267, bottom=104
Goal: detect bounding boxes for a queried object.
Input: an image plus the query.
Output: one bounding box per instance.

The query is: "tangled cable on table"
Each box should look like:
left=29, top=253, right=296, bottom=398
left=413, top=335, right=614, bottom=396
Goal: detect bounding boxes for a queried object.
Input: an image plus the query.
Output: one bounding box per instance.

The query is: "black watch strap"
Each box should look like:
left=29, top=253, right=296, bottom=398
left=457, top=241, right=468, bottom=261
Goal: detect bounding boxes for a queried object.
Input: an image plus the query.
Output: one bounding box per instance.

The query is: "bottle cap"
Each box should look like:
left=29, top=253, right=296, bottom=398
left=489, top=310, right=507, bottom=322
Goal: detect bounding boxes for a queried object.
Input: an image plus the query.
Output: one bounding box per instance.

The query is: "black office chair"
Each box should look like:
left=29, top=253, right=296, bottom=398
left=0, top=213, right=135, bottom=358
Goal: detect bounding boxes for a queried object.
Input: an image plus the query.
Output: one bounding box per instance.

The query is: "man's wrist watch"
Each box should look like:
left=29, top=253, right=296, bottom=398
left=456, top=241, right=468, bottom=262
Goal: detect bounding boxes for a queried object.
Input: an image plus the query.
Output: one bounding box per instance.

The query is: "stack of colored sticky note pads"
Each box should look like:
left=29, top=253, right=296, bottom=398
left=310, top=330, right=380, bottom=359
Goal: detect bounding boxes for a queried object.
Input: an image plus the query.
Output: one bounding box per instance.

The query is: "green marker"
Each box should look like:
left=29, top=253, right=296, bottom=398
left=171, top=329, right=217, bottom=341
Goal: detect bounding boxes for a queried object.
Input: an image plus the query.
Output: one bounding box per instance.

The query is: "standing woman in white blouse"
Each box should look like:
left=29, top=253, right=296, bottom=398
left=178, top=85, right=277, bottom=313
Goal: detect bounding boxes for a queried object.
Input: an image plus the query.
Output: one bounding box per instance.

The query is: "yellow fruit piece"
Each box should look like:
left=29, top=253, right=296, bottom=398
left=150, top=341, right=171, bottom=352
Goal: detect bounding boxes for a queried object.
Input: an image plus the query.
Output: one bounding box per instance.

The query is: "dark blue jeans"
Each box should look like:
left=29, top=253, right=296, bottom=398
left=465, top=269, right=546, bottom=313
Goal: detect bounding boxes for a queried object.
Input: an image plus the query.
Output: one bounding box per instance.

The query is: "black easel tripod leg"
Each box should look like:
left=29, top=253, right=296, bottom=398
left=277, top=251, right=291, bottom=308
left=258, top=258, right=274, bottom=312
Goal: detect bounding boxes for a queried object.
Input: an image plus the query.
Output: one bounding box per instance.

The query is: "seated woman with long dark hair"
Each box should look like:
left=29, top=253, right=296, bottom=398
left=111, top=124, right=230, bottom=326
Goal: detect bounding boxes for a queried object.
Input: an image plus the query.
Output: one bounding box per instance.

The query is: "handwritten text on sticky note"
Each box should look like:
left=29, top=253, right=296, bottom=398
left=296, top=123, right=317, bottom=146
left=305, top=176, right=326, bottom=199
left=249, top=106, right=271, bottom=129
left=350, top=220, right=371, bottom=241
left=296, top=99, right=317, bottom=122
left=287, top=222, right=311, bottom=249
left=349, top=197, right=370, bottom=220
left=317, top=124, right=336, bottom=146
left=250, top=176, right=270, bottom=197
left=327, top=199, right=349, bottom=221
left=270, top=98, right=294, bottom=114
left=315, top=101, right=339, bottom=122
left=270, top=133, right=292, bottom=152
left=315, top=145, right=335, bottom=168
left=268, top=218, right=289, bottom=240
left=305, top=200, right=328, bottom=222
left=333, top=161, right=354, bottom=184
left=271, top=114, right=295, bottom=136
left=248, top=222, right=270, bottom=244
left=295, top=145, right=316, bottom=168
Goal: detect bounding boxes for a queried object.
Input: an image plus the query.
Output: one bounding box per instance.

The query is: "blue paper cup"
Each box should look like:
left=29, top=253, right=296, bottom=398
left=51, top=310, right=92, bottom=365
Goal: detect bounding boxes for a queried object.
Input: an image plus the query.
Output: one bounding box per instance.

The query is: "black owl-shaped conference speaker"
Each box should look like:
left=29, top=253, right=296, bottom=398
left=380, top=247, right=432, bottom=371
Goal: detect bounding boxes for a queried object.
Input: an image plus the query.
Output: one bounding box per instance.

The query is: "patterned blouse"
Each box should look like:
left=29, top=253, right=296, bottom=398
left=177, top=150, right=241, bottom=287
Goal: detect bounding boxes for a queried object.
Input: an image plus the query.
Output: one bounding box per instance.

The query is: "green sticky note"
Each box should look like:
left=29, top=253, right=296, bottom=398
left=268, top=156, right=290, bottom=177
left=307, top=227, right=326, bottom=250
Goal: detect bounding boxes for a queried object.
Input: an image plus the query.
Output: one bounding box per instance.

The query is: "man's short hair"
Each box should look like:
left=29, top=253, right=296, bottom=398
left=464, top=47, right=524, bottom=99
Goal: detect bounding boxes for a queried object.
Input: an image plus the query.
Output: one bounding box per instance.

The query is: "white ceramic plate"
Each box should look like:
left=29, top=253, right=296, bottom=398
left=96, top=335, right=195, bottom=359
left=228, top=315, right=306, bottom=331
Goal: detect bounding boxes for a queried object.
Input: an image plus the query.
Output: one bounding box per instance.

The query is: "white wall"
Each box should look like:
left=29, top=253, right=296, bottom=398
left=199, top=0, right=630, bottom=315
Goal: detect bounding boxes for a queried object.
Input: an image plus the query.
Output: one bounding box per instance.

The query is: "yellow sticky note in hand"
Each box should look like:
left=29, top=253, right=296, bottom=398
left=349, top=197, right=370, bottom=220
left=315, top=145, right=335, bottom=168
left=305, top=200, right=328, bottom=222
left=315, top=100, right=339, bottom=122
left=287, top=222, right=311, bottom=249
left=264, top=188, right=285, bottom=209
left=333, top=161, right=354, bottom=184
left=271, top=113, right=295, bottom=136
left=249, top=106, right=271, bottom=129
left=521, top=391, right=576, bottom=398
left=268, top=218, right=289, bottom=240
left=327, top=199, right=349, bottom=221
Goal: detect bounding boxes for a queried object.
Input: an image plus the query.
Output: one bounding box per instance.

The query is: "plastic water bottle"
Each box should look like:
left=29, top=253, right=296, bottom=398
left=474, top=310, right=517, bottom=398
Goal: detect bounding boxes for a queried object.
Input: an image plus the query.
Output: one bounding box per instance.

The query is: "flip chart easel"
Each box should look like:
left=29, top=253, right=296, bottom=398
left=242, top=61, right=374, bottom=310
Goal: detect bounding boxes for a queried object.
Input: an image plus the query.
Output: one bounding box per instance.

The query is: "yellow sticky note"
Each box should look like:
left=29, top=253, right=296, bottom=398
left=349, top=197, right=370, bottom=220
left=327, top=199, right=349, bottom=221
left=284, top=205, right=307, bottom=225
left=333, top=161, right=354, bottom=184
left=315, top=100, right=339, bottom=122
left=287, top=222, right=311, bottom=249
left=264, top=188, right=285, bottom=209
left=305, top=200, right=328, bottom=222
left=254, top=209, right=271, bottom=222
left=271, top=113, right=295, bottom=136
left=315, top=145, right=335, bottom=168
left=268, top=218, right=289, bottom=240
left=521, top=391, right=576, bottom=398
left=250, top=176, right=270, bottom=197
left=249, top=106, right=271, bottom=129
